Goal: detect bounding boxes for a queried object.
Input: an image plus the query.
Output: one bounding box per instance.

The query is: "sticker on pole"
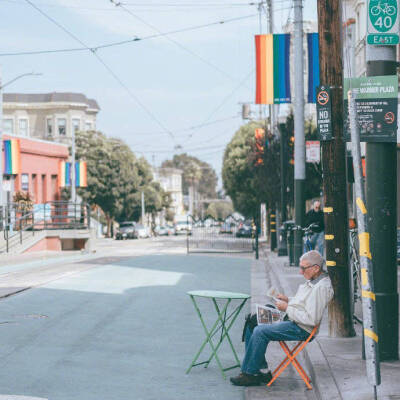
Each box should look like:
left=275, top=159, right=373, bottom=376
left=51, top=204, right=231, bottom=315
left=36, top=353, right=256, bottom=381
left=316, top=86, right=333, bottom=141
left=306, top=141, right=320, bottom=163
left=343, top=75, right=398, bottom=142
left=367, top=0, right=399, bottom=45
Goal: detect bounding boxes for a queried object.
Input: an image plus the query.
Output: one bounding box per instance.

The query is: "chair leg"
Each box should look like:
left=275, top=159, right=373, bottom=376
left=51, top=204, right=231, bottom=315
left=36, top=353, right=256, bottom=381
left=268, top=341, right=312, bottom=389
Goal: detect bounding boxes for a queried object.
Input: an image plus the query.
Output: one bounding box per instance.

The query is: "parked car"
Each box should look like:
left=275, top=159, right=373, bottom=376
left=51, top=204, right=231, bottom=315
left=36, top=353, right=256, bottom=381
left=174, top=220, right=192, bottom=235
left=166, top=224, right=176, bottom=235
left=219, top=222, right=234, bottom=234
left=115, top=221, right=137, bottom=240
left=155, top=226, right=170, bottom=236
left=235, top=224, right=253, bottom=238
left=134, top=223, right=151, bottom=239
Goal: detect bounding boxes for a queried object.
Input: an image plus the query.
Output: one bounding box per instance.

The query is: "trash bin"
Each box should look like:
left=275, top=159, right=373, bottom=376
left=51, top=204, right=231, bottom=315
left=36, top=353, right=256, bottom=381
left=283, top=220, right=295, bottom=266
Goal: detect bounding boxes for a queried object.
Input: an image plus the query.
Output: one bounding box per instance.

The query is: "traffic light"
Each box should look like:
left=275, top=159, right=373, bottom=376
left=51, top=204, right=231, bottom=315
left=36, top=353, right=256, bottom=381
left=254, top=128, right=265, bottom=166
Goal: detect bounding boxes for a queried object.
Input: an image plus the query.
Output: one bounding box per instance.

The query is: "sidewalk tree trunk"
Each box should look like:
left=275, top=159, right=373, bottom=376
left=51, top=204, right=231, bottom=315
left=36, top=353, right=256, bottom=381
left=317, top=0, right=355, bottom=337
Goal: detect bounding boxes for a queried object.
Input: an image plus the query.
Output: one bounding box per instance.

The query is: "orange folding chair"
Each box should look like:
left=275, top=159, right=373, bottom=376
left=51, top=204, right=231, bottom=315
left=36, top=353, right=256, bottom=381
left=267, top=325, right=318, bottom=390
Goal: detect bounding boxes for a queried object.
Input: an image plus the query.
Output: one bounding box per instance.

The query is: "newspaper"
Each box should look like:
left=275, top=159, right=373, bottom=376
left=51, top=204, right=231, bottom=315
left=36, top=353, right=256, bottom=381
left=256, top=304, right=286, bottom=325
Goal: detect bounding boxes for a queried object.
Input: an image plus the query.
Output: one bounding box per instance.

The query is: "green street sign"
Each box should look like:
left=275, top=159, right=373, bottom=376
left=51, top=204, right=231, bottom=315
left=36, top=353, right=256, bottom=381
left=367, top=0, right=399, bottom=45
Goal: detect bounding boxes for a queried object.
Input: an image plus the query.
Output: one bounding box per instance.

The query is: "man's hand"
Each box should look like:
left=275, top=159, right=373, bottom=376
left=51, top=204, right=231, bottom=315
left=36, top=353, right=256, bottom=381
left=276, top=294, right=289, bottom=303
left=275, top=300, right=288, bottom=312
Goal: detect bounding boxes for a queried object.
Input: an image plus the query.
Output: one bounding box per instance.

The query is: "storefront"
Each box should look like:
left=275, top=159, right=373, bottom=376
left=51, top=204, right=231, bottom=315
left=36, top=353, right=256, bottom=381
left=2, top=134, right=69, bottom=204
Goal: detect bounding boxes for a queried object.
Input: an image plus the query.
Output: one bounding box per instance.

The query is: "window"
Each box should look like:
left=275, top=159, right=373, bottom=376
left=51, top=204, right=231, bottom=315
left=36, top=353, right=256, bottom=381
left=46, top=118, right=53, bottom=136
left=72, top=118, right=80, bottom=132
left=21, top=174, right=29, bottom=191
left=57, top=118, right=66, bottom=135
left=19, top=119, right=28, bottom=136
left=85, top=121, right=92, bottom=131
left=3, top=119, right=14, bottom=134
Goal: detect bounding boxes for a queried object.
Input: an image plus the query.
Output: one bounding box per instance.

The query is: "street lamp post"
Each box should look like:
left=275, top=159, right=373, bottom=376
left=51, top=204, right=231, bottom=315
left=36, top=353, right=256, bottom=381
left=0, top=69, right=41, bottom=228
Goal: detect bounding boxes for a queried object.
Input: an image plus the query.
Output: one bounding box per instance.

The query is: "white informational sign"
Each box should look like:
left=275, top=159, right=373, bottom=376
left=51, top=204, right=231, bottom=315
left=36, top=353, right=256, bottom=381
left=306, top=141, right=321, bottom=163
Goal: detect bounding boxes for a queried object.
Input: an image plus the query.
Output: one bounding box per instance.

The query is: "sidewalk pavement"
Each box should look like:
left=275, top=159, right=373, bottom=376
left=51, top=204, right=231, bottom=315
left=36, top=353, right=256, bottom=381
left=256, top=247, right=400, bottom=400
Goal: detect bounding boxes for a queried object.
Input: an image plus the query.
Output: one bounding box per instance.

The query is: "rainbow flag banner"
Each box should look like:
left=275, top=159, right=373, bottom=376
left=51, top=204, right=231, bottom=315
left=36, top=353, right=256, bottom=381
left=58, top=161, right=71, bottom=188
left=307, top=33, right=320, bottom=103
left=255, top=34, right=291, bottom=105
left=75, top=161, right=87, bottom=187
left=3, top=139, right=21, bottom=175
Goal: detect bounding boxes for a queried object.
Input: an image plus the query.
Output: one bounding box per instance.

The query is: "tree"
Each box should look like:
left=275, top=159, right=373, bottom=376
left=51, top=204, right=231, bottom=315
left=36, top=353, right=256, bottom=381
left=161, top=153, right=217, bottom=199
left=75, top=131, right=168, bottom=236
left=205, top=201, right=234, bottom=220
left=222, top=116, right=322, bottom=219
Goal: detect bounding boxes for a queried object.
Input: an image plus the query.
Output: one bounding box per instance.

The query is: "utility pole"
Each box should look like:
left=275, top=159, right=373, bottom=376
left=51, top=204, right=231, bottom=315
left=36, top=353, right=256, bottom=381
left=365, top=29, right=399, bottom=359
left=293, top=0, right=306, bottom=264
left=317, top=0, right=354, bottom=337
left=278, top=120, right=288, bottom=256
left=141, top=191, right=145, bottom=224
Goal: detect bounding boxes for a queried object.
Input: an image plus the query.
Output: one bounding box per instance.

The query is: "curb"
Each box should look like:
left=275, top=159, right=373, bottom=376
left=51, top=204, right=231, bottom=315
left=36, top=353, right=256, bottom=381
left=263, top=248, right=343, bottom=400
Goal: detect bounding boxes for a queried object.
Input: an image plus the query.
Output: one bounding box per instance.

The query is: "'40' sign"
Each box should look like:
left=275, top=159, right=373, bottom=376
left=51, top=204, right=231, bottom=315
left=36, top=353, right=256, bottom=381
left=368, top=0, right=399, bottom=44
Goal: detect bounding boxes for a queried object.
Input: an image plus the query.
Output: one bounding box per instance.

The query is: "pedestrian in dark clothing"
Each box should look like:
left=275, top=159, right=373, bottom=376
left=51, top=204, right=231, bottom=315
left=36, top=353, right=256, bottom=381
left=304, top=200, right=324, bottom=254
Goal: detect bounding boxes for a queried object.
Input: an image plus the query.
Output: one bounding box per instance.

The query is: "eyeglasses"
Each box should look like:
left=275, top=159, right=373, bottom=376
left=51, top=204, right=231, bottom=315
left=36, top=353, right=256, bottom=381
left=299, top=264, right=319, bottom=272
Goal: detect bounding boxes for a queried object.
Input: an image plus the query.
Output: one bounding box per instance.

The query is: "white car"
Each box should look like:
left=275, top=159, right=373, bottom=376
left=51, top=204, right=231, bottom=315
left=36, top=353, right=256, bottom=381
left=134, top=224, right=151, bottom=238
left=174, top=221, right=192, bottom=235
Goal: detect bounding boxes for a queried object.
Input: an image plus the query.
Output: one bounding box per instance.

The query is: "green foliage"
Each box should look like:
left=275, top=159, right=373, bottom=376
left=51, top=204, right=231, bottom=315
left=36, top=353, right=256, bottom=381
left=74, top=131, right=168, bottom=232
left=161, top=153, right=217, bottom=199
left=222, top=115, right=322, bottom=218
left=205, top=201, right=234, bottom=220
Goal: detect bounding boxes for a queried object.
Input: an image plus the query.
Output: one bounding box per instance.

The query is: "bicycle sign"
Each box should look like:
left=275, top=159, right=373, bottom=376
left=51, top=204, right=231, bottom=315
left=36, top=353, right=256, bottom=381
left=367, top=0, right=399, bottom=45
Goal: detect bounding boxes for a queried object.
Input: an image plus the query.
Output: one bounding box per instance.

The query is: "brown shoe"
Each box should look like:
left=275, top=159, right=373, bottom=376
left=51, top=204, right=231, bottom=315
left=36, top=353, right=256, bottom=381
left=230, top=372, right=262, bottom=386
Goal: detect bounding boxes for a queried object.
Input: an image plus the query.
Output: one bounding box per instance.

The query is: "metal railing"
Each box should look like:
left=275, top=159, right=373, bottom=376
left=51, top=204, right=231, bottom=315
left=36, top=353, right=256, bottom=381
left=0, top=201, right=91, bottom=254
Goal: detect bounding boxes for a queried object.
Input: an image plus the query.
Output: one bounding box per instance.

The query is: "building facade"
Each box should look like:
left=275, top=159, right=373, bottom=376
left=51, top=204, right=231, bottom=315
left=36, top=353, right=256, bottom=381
left=152, top=167, right=184, bottom=218
left=2, top=135, right=69, bottom=204
left=3, top=92, right=100, bottom=144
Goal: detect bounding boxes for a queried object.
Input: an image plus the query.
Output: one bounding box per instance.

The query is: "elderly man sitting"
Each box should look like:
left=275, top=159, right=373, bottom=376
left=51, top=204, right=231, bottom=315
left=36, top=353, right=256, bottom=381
left=230, top=250, right=333, bottom=386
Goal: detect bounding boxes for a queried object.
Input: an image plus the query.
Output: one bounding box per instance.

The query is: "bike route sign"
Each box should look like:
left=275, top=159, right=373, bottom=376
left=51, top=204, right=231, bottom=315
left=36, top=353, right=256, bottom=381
left=367, top=0, right=399, bottom=45
left=343, top=75, right=398, bottom=142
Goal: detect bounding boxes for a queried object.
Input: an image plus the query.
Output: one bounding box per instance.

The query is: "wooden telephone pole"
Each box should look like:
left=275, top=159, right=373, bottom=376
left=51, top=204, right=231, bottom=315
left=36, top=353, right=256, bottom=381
left=317, top=0, right=355, bottom=337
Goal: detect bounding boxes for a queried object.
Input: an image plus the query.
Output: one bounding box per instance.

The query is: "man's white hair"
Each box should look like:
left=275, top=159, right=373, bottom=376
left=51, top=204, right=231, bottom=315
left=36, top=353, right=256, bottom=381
left=300, top=250, right=324, bottom=270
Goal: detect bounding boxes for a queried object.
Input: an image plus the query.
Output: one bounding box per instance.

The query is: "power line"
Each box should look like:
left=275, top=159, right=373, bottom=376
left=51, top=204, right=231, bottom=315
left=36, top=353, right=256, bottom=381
left=110, top=0, right=242, bottom=82
left=22, top=0, right=175, bottom=141
left=183, top=68, right=254, bottom=144
left=0, top=13, right=258, bottom=57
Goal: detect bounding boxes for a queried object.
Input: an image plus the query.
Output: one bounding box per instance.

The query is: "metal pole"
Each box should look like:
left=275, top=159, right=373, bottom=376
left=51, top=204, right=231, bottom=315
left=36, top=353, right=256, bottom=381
left=278, top=122, right=288, bottom=256
left=71, top=127, right=76, bottom=202
left=293, top=0, right=306, bottom=264
left=141, top=191, right=145, bottom=224
left=349, top=88, right=381, bottom=391
left=366, top=44, right=399, bottom=361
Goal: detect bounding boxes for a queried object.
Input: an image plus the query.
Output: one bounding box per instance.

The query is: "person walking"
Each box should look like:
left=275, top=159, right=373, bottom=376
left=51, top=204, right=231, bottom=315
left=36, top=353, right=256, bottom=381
left=304, top=200, right=324, bottom=254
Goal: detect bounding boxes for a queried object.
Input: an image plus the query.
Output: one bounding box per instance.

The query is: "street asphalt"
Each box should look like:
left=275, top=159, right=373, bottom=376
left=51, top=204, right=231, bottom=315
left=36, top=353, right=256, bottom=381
left=0, top=240, right=252, bottom=400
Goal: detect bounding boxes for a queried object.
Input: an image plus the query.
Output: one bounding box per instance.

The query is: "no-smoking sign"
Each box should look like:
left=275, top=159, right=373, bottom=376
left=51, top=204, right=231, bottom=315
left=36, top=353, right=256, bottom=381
left=316, top=86, right=333, bottom=141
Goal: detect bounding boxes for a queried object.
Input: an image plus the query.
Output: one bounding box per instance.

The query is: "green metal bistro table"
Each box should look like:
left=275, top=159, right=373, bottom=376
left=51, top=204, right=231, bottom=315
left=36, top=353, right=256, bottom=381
left=186, top=290, right=250, bottom=379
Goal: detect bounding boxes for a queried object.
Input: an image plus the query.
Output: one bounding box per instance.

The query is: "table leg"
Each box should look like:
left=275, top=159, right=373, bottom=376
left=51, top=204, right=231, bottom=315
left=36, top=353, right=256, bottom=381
left=186, top=295, right=230, bottom=378
left=205, top=298, right=247, bottom=369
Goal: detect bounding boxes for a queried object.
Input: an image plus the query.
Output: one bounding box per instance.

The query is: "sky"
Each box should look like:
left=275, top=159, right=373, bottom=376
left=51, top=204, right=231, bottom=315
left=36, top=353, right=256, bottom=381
left=0, top=0, right=318, bottom=188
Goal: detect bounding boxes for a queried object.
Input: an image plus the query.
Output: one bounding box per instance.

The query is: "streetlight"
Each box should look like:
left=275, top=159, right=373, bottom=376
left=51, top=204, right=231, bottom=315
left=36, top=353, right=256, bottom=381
left=0, top=69, right=42, bottom=226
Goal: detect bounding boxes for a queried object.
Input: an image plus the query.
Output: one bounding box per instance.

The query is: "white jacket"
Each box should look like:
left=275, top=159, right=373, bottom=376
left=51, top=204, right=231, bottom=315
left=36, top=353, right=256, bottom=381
left=286, top=273, right=334, bottom=333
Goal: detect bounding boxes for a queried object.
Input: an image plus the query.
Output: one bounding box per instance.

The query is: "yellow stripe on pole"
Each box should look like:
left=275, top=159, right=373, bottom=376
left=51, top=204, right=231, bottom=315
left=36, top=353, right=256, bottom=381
left=323, top=207, right=333, bottom=213
left=271, top=229, right=276, bottom=232
left=356, top=197, right=367, bottom=214
left=361, top=268, right=368, bottom=286
left=270, top=214, right=275, bottom=217
left=326, top=260, right=336, bottom=266
left=364, top=329, right=378, bottom=342
left=270, top=222, right=276, bottom=225
left=359, top=232, right=372, bottom=259
left=325, top=234, right=334, bottom=240
left=362, top=290, right=376, bottom=301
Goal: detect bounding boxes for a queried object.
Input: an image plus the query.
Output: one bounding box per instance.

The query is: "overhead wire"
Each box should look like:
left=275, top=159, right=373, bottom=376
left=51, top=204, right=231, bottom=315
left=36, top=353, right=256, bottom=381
left=0, top=13, right=258, bottom=57
left=109, top=0, right=239, bottom=82
left=22, top=0, right=176, bottom=141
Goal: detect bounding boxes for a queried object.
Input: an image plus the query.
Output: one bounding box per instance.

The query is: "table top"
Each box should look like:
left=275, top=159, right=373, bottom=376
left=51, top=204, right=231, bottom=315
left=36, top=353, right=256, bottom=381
left=187, top=290, right=250, bottom=299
